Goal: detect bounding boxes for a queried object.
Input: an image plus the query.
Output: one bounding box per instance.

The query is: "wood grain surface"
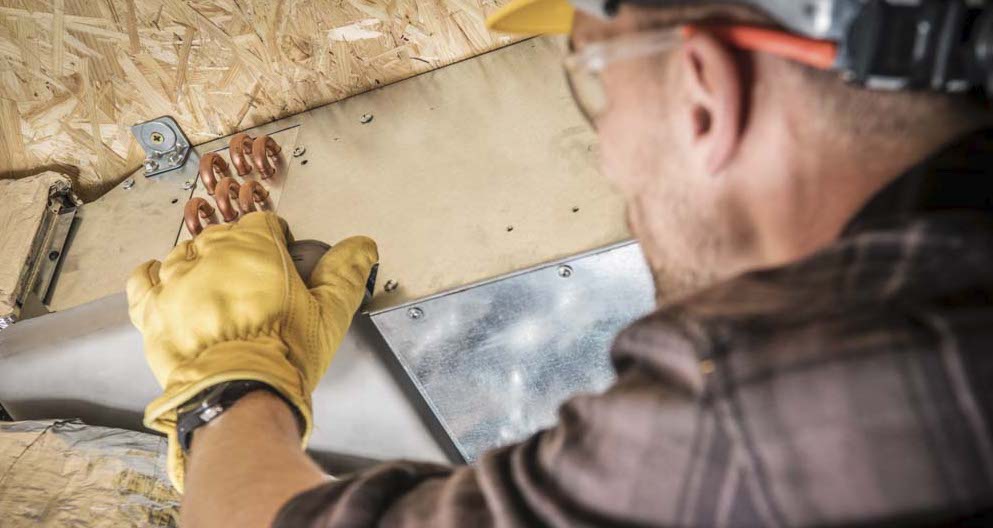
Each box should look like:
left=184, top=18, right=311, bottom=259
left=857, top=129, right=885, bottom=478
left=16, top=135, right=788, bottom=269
left=0, top=0, right=520, bottom=201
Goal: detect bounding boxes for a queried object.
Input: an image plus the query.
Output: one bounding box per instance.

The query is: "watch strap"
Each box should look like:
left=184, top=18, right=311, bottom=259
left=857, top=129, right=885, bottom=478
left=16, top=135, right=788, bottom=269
left=175, top=380, right=299, bottom=453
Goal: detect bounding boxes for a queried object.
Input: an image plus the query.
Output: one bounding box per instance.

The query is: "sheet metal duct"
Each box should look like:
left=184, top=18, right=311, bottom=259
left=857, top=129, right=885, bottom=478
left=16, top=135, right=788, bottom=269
left=0, top=292, right=448, bottom=465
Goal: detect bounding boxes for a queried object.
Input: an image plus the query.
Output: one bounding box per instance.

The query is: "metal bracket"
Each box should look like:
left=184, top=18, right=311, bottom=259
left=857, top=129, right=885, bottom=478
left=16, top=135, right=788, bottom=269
left=0, top=179, right=79, bottom=331
left=131, top=116, right=192, bottom=177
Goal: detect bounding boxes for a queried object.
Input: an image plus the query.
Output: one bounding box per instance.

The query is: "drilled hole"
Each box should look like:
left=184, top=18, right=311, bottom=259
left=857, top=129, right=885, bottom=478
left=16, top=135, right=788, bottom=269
left=171, top=198, right=179, bottom=204
left=506, top=225, right=514, bottom=232
left=301, top=159, right=309, bottom=165
left=572, top=206, right=580, bottom=213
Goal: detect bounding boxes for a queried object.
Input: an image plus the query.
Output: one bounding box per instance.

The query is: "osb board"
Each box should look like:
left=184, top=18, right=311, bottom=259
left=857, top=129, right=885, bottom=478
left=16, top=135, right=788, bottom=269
left=0, top=0, right=519, bottom=202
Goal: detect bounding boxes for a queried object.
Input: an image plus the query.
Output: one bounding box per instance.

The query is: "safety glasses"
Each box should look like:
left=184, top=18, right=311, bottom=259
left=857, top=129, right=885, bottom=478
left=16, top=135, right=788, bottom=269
left=563, top=24, right=838, bottom=126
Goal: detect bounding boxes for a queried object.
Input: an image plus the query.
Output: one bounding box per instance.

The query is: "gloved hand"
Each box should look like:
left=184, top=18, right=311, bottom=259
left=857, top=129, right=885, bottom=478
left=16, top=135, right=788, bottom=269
left=126, top=211, right=378, bottom=491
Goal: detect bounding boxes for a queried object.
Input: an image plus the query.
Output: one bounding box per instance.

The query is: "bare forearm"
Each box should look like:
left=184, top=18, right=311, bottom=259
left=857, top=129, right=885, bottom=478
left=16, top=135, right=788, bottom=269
left=181, top=391, right=329, bottom=528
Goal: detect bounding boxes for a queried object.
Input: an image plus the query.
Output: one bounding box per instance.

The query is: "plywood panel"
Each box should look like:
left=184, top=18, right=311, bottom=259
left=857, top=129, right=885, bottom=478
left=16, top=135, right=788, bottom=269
left=0, top=0, right=520, bottom=202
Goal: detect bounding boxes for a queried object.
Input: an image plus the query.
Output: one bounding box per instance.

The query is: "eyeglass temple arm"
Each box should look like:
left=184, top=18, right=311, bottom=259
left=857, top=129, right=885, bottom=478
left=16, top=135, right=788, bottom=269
left=682, top=24, right=838, bottom=70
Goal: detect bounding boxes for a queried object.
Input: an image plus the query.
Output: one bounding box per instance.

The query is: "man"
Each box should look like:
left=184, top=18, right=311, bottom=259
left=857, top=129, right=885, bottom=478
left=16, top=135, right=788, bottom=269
left=126, top=0, right=993, bottom=526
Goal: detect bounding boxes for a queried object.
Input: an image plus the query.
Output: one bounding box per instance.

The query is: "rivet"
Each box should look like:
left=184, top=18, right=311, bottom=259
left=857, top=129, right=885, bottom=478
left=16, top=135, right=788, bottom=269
left=360, top=113, right=374, bottom=124
left=384, top=280, right=399, bottom=292
left=182, top=180, right=195, bottom=190
left=122, top=177, right=136, bottom=190
left=143, top=159, right=159, bottom=173
left=557, top=265, right=573, bottom=278
left=292, top=146, right=306, bottom=157
left=407, top=307, right=423, bottom=320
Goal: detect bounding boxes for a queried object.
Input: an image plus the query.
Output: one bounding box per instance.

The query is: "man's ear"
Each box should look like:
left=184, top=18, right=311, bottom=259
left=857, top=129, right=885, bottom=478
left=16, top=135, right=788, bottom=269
left=677, top=32, right=743, bottom=174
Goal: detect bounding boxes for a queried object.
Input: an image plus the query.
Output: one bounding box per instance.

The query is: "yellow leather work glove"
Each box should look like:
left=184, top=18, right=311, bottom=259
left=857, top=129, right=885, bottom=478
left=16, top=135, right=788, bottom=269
left=126, top=211, right=378, bottom=492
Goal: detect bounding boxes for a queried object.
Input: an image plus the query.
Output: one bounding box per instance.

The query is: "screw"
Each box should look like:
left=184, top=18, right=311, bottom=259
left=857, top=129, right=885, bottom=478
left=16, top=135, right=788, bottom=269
left=384, top=280, right=399, bottom=292
left=150, top=131, right=165, bottom=144
left=292, top=146, right=306, bottom=157
left=122, top=177, right=136, bottom=190
left=557, top=265, right=573, bottom=278
left=143, top=159, right=159, bottom=173
left=407, top=307, right=423, bottom=320
left=360, top=113, right=374, bottom=124
left=182, top=180, right=195, bottom=190
left=48, top=250, right=60, bottom=261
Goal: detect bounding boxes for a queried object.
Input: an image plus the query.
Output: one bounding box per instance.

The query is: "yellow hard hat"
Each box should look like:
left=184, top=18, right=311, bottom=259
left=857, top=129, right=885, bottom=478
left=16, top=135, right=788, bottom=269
left=486, top=0, right=575, bottom=34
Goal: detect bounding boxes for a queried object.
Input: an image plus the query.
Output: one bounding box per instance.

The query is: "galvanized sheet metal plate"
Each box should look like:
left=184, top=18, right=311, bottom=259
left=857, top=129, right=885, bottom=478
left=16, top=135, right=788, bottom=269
left=370, top=242, right=655, bottom=462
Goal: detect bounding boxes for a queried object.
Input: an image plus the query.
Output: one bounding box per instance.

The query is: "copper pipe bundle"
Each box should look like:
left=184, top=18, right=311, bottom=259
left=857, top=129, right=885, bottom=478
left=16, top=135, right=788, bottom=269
left=184, top=198, right=215, bottom=236
left=213, top=177, right=242, bottom=222
left=198, top=153, right=230, bottom=195
left=238, top=180, right=270, bottom=213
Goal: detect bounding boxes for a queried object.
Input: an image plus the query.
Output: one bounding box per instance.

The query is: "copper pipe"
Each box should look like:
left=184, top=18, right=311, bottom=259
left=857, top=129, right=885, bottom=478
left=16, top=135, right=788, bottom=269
left=198, top=153, right=230, bottom=195
left=238, top=180, right=270, bottom=213
left=213, top=176, right=242, bottom=222
left=229, top=133, right=255, bottom=176
left=184, top=197, right=215, bottom=237
left=251, top=135, right=282, bottom=179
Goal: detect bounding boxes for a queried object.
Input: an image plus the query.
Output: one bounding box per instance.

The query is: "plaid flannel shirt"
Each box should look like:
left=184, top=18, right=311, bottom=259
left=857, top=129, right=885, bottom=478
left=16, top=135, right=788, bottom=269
left=274, top=130, right=993, bottom=527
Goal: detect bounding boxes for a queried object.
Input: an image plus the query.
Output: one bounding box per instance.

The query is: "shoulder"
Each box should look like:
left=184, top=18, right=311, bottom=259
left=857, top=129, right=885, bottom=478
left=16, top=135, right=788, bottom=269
left=614, top=215, right=993, bottom=383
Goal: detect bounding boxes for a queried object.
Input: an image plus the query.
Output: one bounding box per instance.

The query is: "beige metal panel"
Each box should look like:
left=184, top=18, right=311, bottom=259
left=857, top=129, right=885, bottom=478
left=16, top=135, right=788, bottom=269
left=47, top=163, right=192, bottom=312
left=280, top=37, right=629, bottom=312
left=48, top=126, right=304, bottom=312
left=48, top=38, right=630, bottom=313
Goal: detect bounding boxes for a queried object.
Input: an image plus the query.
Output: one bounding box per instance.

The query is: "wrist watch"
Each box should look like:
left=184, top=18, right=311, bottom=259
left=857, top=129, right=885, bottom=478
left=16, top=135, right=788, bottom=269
left=175, top=380, right=302, bottom=452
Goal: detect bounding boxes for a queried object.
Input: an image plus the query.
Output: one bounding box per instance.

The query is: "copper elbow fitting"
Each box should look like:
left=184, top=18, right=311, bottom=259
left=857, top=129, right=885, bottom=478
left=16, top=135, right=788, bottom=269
left=184, top=197, right=215, bottom=237
left=229, top=133, right=255, bottom=176
left=251, top=135, right=282, bottom=179
left=238, top=180, right=270, bottom=213
left=213, top=177, right=242, bottom=222
left=198, top=153, right=230, bottom=195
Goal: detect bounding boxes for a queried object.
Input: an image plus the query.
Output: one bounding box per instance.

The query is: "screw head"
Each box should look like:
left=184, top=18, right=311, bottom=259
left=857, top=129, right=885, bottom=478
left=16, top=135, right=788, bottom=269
left=150, top=131, right=165, bottom=144
left=292, top=146, right=306, bottom=157
left=407, top=307, right=424, bottom=320
left=182, top=180, right=195, bottom=190
left=122, top=177, right=136, bottom=190
left=360, top=113, right=374, bottom=124
left=143, top=159, right=159, bottom=173
left=384, top=280, right=399, bottom=292
left=557, top=265, right=573, bottom=278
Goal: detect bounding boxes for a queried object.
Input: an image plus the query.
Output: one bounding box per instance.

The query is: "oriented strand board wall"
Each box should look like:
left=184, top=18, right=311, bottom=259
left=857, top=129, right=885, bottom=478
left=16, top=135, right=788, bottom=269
left=0, top=0, right=518, bottom=201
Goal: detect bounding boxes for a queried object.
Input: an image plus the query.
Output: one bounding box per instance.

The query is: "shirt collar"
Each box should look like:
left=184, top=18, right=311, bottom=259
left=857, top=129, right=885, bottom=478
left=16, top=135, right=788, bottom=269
left=844, top=128, right=993, bottom=236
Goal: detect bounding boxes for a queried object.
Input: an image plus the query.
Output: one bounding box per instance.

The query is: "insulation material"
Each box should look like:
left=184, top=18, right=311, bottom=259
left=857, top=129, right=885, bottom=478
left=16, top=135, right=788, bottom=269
left=0, top=171, right=69, bottom=323
left=0, top=419, right=178, bottom=527
left=0, top=0, right=522, bottom=201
